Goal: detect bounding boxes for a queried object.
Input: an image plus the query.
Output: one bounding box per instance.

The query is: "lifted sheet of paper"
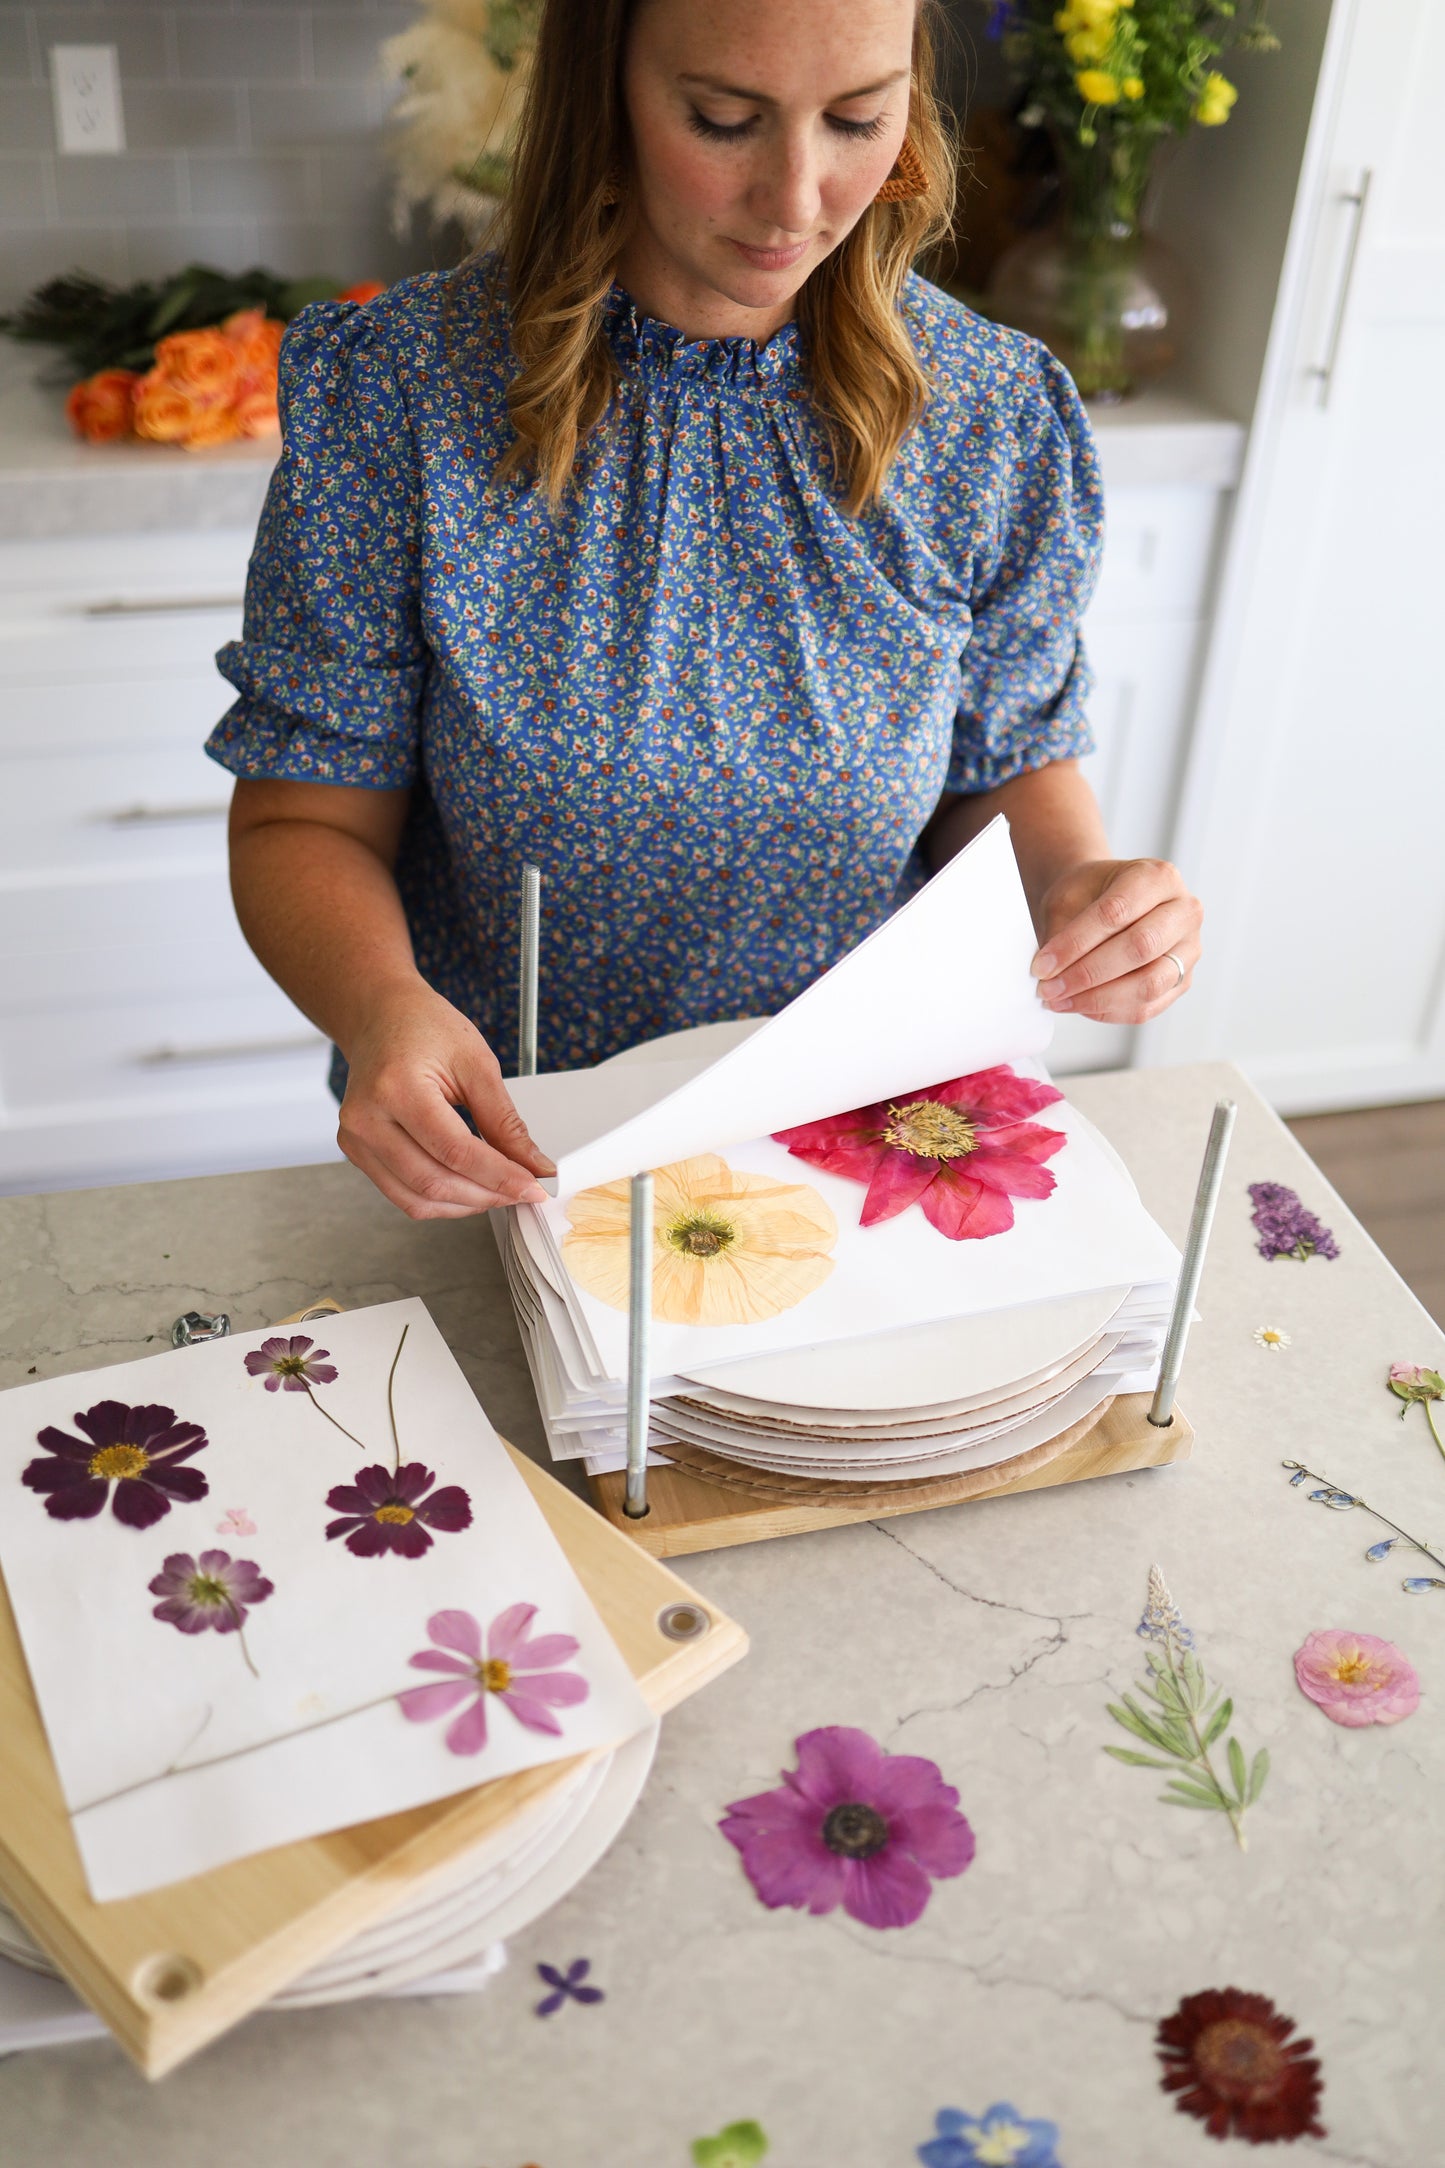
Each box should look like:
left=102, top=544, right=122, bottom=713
left=0, top=1301, right=652, bottom=1900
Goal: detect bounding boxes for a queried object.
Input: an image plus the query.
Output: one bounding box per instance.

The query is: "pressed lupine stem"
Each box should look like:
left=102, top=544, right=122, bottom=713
left=386, top=1323, right=410, bottom=1473
left=302, top=1382, right=369, bottom=1453
left=1164, top=1623, right=1246, bottom=1852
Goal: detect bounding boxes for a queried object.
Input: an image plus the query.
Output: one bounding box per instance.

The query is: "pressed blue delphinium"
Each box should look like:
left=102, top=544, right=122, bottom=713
left=1283, top=1459, right=1445, bottom=1592
left=918, top=2102, right=1063, bottom=2167
left=1105, top=1566, right=1267, bottom=1849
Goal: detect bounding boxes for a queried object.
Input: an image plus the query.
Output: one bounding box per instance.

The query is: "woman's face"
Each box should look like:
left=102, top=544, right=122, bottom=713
left=619, top=0, right=915, bottom=338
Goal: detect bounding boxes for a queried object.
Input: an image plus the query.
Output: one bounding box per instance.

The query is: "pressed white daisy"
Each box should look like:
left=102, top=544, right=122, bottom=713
left=1253, top=1325, right=1292, bottom=1352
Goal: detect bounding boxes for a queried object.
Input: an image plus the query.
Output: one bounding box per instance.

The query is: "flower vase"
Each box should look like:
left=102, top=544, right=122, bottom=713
left=986, top=143, right=1183, bottom=403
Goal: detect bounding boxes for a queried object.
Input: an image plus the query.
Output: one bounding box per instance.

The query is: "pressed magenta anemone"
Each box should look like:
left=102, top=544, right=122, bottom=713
left=774, top=1064, right=1066, bottom=1241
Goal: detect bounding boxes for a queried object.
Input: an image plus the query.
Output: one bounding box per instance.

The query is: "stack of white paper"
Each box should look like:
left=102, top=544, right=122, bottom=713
left=500, top=821, right=1182, bottom=1487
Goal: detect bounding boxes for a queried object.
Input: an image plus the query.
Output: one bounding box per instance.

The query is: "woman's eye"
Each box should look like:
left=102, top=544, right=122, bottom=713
left=687, top=109, right=759, bottom=141
left=826, top=113, right=889, bottom=140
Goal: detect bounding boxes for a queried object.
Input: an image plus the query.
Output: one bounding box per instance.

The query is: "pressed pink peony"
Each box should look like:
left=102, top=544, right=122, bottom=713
left=1293, top=1629, right=1420, bottom=1727
left=773, top=1065, right=1066, bottom=1241
left=720, top=1725, right=975, bottom=1930
left=398, top=1604, right=589, bottom=1756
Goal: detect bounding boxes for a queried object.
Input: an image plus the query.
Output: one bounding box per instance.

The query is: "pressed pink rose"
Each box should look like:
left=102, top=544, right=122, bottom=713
left=1293, top=1629, right=1420, bottom=1727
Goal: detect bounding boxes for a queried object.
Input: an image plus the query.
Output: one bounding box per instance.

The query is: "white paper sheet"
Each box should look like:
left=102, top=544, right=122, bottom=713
left=0, top=1300, right=652, bottom=1900
left=508, top=816, right=1052, bottom=1195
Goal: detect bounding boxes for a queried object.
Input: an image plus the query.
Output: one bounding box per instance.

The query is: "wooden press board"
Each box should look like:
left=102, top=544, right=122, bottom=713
left=590, top=1391, right=1194, bottom=1557
left=0, top=1441, right=747, bottom=2078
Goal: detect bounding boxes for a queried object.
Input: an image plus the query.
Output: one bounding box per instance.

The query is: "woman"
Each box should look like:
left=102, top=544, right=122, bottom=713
left=209, top=0, right=1202, bottom=1222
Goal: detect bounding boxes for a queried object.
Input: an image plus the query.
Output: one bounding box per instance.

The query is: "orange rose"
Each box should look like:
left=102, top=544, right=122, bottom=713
left=151, top=326, right=242, bottom=401
left=233, top=386, right=280, bottom=439
left=338, top=281, right=385, bottom=305
left=64, top=369, right=139, bottom=443
left=180, top=405, right=245, bottom=450
left=222, top=307, right=285, bottom=377
left=132, top=373, right=197, bottom=443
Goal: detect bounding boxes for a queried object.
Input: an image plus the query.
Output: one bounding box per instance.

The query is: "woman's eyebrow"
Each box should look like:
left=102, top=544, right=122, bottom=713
left=677, top=68, right=909, bottom=105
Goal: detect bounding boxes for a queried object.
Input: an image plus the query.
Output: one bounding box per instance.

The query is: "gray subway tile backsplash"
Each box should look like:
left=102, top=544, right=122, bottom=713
left=1, top=1, right=437, bottom=313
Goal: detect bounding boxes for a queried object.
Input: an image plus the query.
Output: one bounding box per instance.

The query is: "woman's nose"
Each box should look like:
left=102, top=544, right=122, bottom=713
left=747, top=130, right=821, bottom=235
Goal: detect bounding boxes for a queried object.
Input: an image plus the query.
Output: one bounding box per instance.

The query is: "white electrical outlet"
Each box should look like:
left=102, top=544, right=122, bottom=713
left=50, top=44, right=126, bottom=156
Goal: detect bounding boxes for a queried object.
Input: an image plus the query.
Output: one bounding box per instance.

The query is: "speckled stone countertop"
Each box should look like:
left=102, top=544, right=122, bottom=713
left=0, top=1061, right=1437, bottom=2168
left=0, top=340, right=1245, bottom=541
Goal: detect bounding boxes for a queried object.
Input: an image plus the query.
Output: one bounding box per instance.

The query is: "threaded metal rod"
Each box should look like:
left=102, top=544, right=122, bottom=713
left=517, top=863, right=540, bottom=1078
left=1149, top=1097, right=1237, bottom=1427
left=624, top=1172, right=654, bottom=1518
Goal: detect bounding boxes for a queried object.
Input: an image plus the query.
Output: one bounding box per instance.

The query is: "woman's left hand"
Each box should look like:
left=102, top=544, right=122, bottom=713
left=1031, top=857, right=1202, bottom=1023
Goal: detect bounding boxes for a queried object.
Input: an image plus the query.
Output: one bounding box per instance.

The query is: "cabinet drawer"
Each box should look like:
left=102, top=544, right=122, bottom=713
left=0, top=673, right=234, bottom=759
left=1079, top=615, right=1208, bottom=861
left=1090, top=485, right=1226, bottom=620
left=0, top=869, right=264, bottom=1006
left=0, top=987, right=326, bottom=1119
left=0, top=746, right=232, bottom=877
left=0, top=528, right=255, bottom=603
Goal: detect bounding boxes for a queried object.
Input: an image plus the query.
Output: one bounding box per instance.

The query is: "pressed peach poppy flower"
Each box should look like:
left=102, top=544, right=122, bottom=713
left=562, top=1154, right=836, bottom=1327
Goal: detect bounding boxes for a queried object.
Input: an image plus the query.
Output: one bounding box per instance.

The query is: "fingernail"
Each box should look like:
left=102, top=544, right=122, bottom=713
left=532, top=1154, right=557, bottom=1176
left=520, top=1182, right=548, bottom=1204
left=1040, top=977, right=1067, bottom=1001
left=1032, top=950, right=1057, bottom=978
left=1046, top=997, right=1073, bottom=1014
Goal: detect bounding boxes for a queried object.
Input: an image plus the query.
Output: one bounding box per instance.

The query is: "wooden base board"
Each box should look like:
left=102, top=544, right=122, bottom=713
left=0, top=1359, right=746, bottom=2080
left=589, top=1392, right=1193, bottom=1557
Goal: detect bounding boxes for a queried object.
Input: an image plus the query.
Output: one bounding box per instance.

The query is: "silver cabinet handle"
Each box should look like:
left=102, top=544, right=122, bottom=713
left=96, top=803, right=231, bottom=827
left=80, top=595, right=245, bottom=618
left=1308, top=168, right=1372, bottom=408
left=132, top=1035, right=324, bottom=1068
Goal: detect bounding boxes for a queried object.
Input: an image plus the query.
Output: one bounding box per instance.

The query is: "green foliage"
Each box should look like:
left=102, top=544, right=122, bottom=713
left=0, top=264, right=340, bottom=383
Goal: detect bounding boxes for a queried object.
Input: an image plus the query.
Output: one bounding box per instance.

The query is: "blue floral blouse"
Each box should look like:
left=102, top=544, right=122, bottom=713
left=206, top=258, right=1101, bottom=1077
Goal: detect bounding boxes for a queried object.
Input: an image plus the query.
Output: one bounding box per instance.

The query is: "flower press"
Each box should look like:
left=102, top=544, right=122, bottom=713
left=501, top=817, right=1233, bottom=1553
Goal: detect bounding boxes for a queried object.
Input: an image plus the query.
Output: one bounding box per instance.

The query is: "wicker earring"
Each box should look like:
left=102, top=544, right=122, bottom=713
left=874, top=134, right=928, bottom=203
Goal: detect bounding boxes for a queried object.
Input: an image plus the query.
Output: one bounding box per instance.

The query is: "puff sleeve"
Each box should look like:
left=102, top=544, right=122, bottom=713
left=206, top=299, right=426, bottom=789
left=946, top=338, right=1103, bottom=795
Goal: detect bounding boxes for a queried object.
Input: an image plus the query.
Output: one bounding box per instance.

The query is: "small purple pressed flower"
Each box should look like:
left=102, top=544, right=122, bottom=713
left=22, top=1400, right=209, bottom=1529
left=243, top=1334, right=339, bottom=1392
left=149, top=1548, right=273, bottom=1634
left=720, top=1725, right=976, bottom=1932
left=534, top=1958, right=604, bottom=2016
left=398, top=1604, right=589, bottom=1756
left=324, top=1462, right=473, bottom=1558
left=1247, top=1182, right=1340, bottom=1263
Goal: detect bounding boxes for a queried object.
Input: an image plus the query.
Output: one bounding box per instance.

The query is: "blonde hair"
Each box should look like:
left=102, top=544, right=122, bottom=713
left=484, top=0, right=956, bottom=515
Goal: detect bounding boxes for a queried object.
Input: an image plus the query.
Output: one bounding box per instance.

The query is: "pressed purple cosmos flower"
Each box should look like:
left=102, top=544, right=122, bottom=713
left=324, top=1462, right=473, bottom=1558
left=398, top=1604, right=589, bottom=1756
left=149, top=1549, right=274, bottom=1677
left=22, top=1400, right=209, bottom=1529
left=720, top=1725, right=976, bottom=1931
left=534, top=1958, right=604, bottom=2016
left=1247, top=1182, right=1340, bottom=1263
left=243, top=1334, right=338, bottom=1392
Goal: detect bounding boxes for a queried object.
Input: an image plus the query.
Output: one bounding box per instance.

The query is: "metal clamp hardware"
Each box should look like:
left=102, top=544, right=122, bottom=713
left=1308, top=168, right=1372, bottom=409
left=623, top=1172, right=654, bottom=1519
left=1148, top=1098, right=1236, bottom=1427
left=171, top=1311, right=231, bottom=1347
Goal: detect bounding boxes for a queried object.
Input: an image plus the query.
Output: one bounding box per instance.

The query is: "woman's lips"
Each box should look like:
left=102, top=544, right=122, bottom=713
left=727, top=237, right=813, bottom=271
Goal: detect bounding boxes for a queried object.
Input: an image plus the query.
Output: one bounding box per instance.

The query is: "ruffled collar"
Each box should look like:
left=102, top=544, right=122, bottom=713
left=602, top=283, right=800, bottom=390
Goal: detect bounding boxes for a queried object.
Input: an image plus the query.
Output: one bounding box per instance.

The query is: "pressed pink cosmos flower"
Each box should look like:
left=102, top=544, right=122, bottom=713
left=22, top=1400, right=209, bottom=1529
left=398, top=1604, right=589, bottom=1756
left=774, top=1065, right=1065, bottom=1241
left=720, top=1725, right=975, bottom=1930
left=243, top=1334, right=338, bottom=1392
left=149, top=1549, right=274, bottom=1678
left=324, top=1462, right=472, bottom=1558
left=1293, top=1629, right=1420, bottom=1727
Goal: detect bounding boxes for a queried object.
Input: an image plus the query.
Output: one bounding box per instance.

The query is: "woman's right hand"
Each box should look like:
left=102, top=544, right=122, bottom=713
left=337, top=980, right=555, bottom=1219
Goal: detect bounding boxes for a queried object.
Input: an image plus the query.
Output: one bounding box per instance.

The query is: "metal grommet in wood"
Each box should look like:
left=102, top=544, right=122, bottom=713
left=656, top=1601, right=710, bottom=1642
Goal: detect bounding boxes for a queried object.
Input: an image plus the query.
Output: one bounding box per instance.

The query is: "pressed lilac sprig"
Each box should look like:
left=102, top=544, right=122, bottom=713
left=1105, top=1566, right=1267, bottom=1849
left=1247, top=1181, right=1339, bottom=1263
left=1283, top=1459, right=1445, bottom=1592
left=148, top=1549, right=274, bottom=1679
left=534, top=1958, right=604, bottom=2016
left=1387, top=1363, right=1445, bottom=1467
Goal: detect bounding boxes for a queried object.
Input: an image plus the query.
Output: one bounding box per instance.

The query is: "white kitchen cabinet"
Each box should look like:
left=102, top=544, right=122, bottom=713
left=0, top=526, right=340, bottom=1192
left=1143, top=0, right=1445, bottom=1113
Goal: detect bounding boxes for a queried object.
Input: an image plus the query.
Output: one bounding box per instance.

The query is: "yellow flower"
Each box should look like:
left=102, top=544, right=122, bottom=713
left=561, top=1154, right=837, bottom=1328
left=1053, top=8, right=1079, bottom=31
left=1067, top=27, right=1110, bottom=63
left=1072, top=0, right=1120, bottom=22
left=1123, top=74, right=1145, bottom=99
left=1076, top=68, right=1121, bottom=105
left=1195, top=71, right=1238, bottom=125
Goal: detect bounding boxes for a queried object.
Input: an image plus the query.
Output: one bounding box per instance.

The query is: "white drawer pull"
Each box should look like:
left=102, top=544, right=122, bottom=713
left=132, top=1034, right=324, bottom=1068
left=80, top=595, right=245, bottom=618
left=97, top=803, right=231, bottom=828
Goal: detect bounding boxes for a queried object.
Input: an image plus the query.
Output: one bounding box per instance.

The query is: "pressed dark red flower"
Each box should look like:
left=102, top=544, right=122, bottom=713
left=1157, top=1988, right=1326, bottom=2144
left=324, top=1461, right=473, bottom=1558
left=21, top=1400, right=209, bottom=1529
left=774, top=1064, right=1065, bottom=1242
